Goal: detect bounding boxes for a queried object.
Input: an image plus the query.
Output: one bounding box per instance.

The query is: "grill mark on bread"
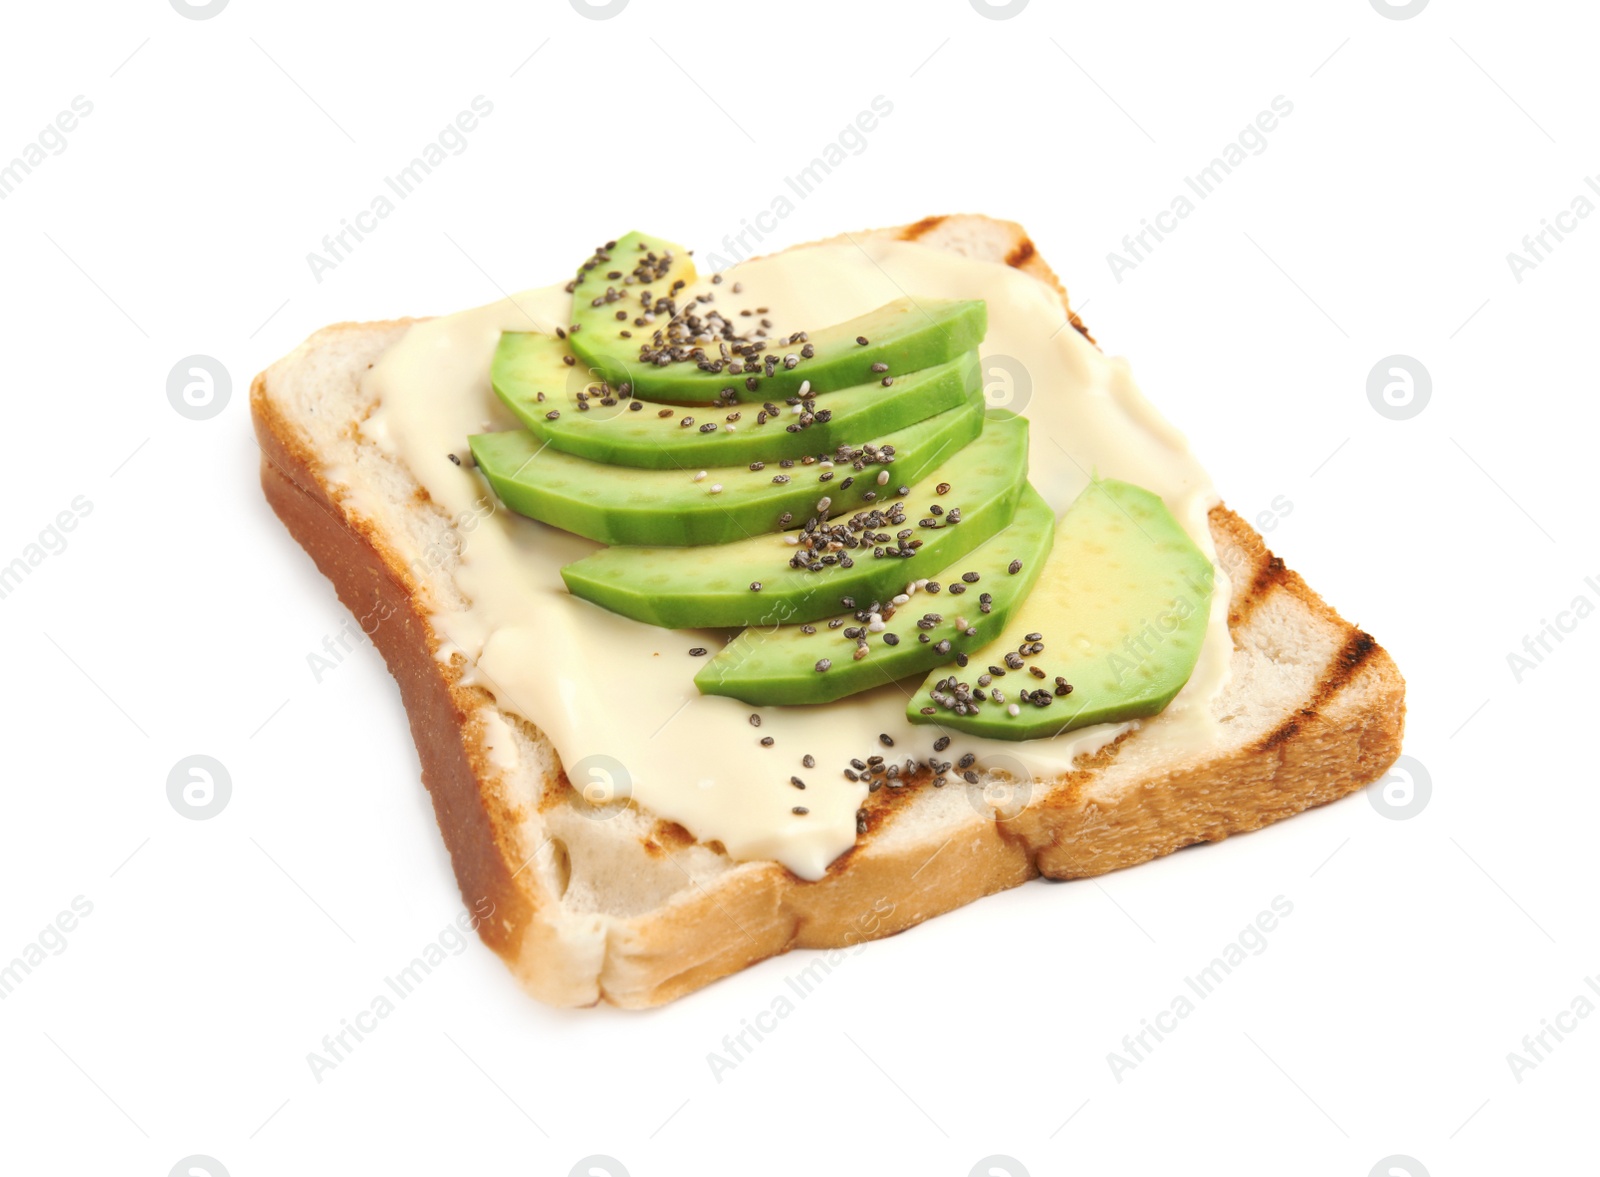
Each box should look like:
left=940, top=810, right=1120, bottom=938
left=825, top=769, right=930, bottom=874
left=652, top=820, right=695, bottom=850
left=1256, top=631, right=1379, bottom=751
left=1006, top=239, right=1036, bottom=268
left=901, top=215, right=947, bottom=240
left=1232, top=554, right=1288, bottom=628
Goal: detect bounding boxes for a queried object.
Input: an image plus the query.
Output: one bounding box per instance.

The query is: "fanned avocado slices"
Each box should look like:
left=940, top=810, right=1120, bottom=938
left=907, top=479, right=1214, bottom=740
left=567, top=231, right=986, bottom=405
left=492, top=330, right=980, bottom=470
left=559, top=411, right=1030, bottom=628
left=694, top=485, right=1056, bottom=706
left=469, top=388, right=985, bottom=548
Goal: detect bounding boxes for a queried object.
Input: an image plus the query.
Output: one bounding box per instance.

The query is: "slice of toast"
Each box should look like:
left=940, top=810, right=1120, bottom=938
left=251, top=215, right=1405, bottom=1008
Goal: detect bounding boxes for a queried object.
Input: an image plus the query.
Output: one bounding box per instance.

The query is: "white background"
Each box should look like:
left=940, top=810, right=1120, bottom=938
left=1, top=1, right=1594, bottom=1174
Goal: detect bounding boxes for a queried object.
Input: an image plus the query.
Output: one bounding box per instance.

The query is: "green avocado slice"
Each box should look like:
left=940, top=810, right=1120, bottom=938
left=567, top=231, right=987, bottom=405
left=907, top=479, right=1214, bottom=740
left=694, top=485, right=1056, bottom=706
left=491, top=330, right=980, bottom=469
left=559, top=412, right=1030, bottom=628
left=469, top=388, right=986, bottom=548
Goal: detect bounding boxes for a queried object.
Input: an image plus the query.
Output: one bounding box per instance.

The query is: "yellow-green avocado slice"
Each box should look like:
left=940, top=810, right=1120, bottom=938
left=695, top=485, right=1056, bottom=706
left=559, top=411, right=1030, bottom=628
left=908, top=479, right=1214, bottom=739
left=469, top=387, right=985, bottom=548
left=567, top=231, right=986, bottom=405
left=492, top=331, right=980, bottom=469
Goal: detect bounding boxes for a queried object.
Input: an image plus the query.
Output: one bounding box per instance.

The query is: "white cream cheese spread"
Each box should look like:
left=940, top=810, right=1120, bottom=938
left=360, top=237, right=1231, bottom=880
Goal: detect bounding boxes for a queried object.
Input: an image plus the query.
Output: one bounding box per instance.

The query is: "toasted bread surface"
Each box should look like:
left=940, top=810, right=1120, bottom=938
left=251, top=215, right=1405, bottom=1008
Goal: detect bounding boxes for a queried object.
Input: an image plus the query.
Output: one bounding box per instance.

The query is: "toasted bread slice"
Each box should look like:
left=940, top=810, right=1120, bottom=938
left=251, top=215, right=1405, bottom=1008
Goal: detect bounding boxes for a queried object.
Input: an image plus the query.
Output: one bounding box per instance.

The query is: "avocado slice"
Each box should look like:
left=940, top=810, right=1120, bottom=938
left=907, top=479, right=1214, bottom=740
left=568, top=231, right=987, bottom=405
left=560, top=412, right=1030, bottom=628
left=491, top=330, right=981, bottom=469
left=695, top=485, right=1056, bottom=706
left=469, top=388, right=986, bottom=548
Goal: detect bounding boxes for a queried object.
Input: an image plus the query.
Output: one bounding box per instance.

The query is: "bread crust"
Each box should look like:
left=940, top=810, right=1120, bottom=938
left=251, top=216, right=1405, bottom=1008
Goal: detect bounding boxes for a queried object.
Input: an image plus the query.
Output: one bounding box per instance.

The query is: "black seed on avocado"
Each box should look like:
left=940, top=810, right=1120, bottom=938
left=802, top=754, right=815, bottom=769
left=883, top=633, right=900, bottom=646
left=815, top=658, right=832, bottom=672
left=856, top=336, right=869, bottom=345
left=792, top=806, right=809, bottom=815
left=934, top=736, right=950, bottom=752
left=546, top=410, right=561, bottom=420
left=689, top=647, right=707, bottom=657
left=879, top=733, right=894, bottom=748
left=761, top=736, right=775, bottom=746
left=1008, top=559, right=1023, bottom=574
left=750, top=581, right=763, bottom=592
left=791, top=776, right=806, bottom=789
